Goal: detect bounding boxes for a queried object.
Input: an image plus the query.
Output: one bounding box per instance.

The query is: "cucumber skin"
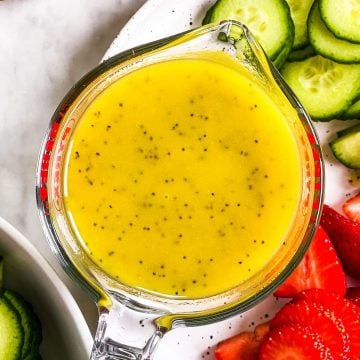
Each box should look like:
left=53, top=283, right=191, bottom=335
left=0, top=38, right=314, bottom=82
left=285, top=0, right=315, bottom=49
left=202, top=3, right=216, bottom=25
left=206, top=0, right=294, bottom=60
left=308, top=1, right=360, bottom=64
left=330, top=130, right=360, bottom=169
left=319, top=0, right=360, bottom=44
left=341, top=100, right=360, bottom=120
left=4, top=290, right=42, bottom=358
left=281, top=56, right=360, bottom=121
left=23, top=352, right=42, bottom=360
left=272, top=39, right=293, bottom=69
left=287, top=45, right=316, bottom=62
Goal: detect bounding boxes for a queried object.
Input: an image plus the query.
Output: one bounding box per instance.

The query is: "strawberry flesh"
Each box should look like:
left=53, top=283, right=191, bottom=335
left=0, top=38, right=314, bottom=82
left=270, top=298, right=345, bottom=358
left=258, top=324, right=335, bottom=360
left=274, top=225, right=346, bottom=298
left=214, top=322, right=270, bottom=360
left=343, top=193, right=360, bottom=223
left=321, top=204, right=360, bottom=280
left=298, top=288, right=360, bottom=359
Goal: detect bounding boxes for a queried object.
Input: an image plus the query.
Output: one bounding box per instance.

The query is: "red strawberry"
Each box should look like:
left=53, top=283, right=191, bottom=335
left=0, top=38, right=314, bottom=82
left=214, top=322, right=270, bottom=360
left=258, top=324, right=335, bottom=360
left=298, top=288, right=360, bottom=359
left=273, top=225, right=346, bottom=298
left=343, top=193, right=360, bottom=223
left=321, top=204, right=360, bottom=280
left=346, top=286, right=360, bottom=307
left=270, top=298, right=345, bottom=358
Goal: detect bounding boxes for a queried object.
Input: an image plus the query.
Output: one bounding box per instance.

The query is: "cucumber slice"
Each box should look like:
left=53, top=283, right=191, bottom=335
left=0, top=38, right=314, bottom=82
left=287, top=45, right=316, bottom=62
left=281, top=55, right=360, bottom=120
left=319, top=0, right=360, bottom=43
left=342, top=100, right=360, bottom=119
left=308, top=1, right=360, bottom=64
left=4, top=290, right=42, bottom=358
left=330, top=125, right=360, bottom=168
left=0, top=297, right=23, bottom=360
left=285, top=0, right=315, bottom=49
left=206, top=0, right=294, bottom=60
left=202, top=3, right=216, bottom=25
left=272, top=38, right=293, bottom=69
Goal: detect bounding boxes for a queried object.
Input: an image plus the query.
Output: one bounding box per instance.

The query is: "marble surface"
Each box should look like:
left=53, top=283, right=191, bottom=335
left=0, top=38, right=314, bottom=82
left=0, top=0, right=147, bottom=334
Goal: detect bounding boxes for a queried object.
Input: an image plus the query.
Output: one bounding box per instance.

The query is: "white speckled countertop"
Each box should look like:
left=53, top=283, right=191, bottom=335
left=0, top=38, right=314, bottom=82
left=0, top=0, right=146, bottom=333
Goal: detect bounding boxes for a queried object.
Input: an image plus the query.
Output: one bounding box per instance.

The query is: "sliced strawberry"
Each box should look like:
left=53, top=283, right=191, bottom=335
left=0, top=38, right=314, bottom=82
left=343, top=193, right=360, bottom=223
left=214, top=322, right=270, bottom=360
left=321, top=204, right=360, bottom=280
left=346, top=286, right=360, bottom=307
left=298, top=288, right=360, bottom=359
left=254, top=321, right=270, bottom=340
left=258, top=324, right=335, bottom=360
left=273, top=225, right=346, bottom=298
left=270, top=298, right=345, bottom=358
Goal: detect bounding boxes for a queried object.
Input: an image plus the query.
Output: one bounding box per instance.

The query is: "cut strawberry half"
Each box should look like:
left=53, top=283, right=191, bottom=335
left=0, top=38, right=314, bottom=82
left=273, top=225, right=346, bottom=298
left=214, top=322, right=270, bottom=360
left=258, top=324, right=335, bottom=360
left=270, top=298, right=345, bottom=358
left=343, top=192, right=360, bottom=223
left=321, top=204, right=360, bottom=280
left=298, top=288, right=360, bottom=359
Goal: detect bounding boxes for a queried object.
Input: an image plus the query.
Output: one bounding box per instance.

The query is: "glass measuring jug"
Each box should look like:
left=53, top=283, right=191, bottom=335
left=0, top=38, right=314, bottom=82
left=36, top=21, right=323, bottom=360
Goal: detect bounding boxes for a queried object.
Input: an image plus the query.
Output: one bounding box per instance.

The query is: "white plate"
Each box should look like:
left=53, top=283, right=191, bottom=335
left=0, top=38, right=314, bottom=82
left=102, top=1, right=360, bottom=359
left=0, top=216, right=93, bottom=359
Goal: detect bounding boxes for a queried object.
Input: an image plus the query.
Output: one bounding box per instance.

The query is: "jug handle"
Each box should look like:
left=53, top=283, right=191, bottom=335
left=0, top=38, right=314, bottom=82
left=90, top=298, right=168, bottom=360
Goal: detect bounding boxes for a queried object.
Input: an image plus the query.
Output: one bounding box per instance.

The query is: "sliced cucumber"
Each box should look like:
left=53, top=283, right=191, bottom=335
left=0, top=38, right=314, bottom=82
left=308, top=1, right=360, bottom=64
left=202, top=3, right=216, bottom=25
left=330, top=125, right=360, bottom=168
left=0, top=297, right=24, bottom=360
left=205, top=0, right=294, bottom=60
left=4, top=290, right=42, bottom=358
left=272, top=38, right=293, bottom=68
left=281, top=55, right=360, bottom=120
left=285, top=0, right=315, bottom=49
left=319, top=0, right=360, bottom=43
left=287, top=45, right=316, bottom=62
left=342, top=100, right=360, bottom=119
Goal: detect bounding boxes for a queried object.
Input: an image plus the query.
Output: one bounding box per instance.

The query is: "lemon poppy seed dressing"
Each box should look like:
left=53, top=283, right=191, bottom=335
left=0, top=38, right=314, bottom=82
left=63, top=55, right=302, bottom=298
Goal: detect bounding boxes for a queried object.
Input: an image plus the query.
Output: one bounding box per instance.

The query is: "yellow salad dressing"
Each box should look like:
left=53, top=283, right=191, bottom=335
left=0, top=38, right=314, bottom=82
left=63, top=54, right=302, bottom=298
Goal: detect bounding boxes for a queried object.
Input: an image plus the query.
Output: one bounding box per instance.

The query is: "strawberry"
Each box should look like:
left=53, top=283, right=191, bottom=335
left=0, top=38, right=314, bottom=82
left=298, top=288, right=360, bottom=359
left=258, top=324, right=335, bottom=360
left=346, top=286, right=360, bottom=307
left=270, top=298, right=345, bottom=358
left=273, top=225, right=346, bottom=298
left=343, top=192, right=360, bottom=223
left=214, top=322, right=270, bottom=360
left=320, top=204, right=360, bottom=280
